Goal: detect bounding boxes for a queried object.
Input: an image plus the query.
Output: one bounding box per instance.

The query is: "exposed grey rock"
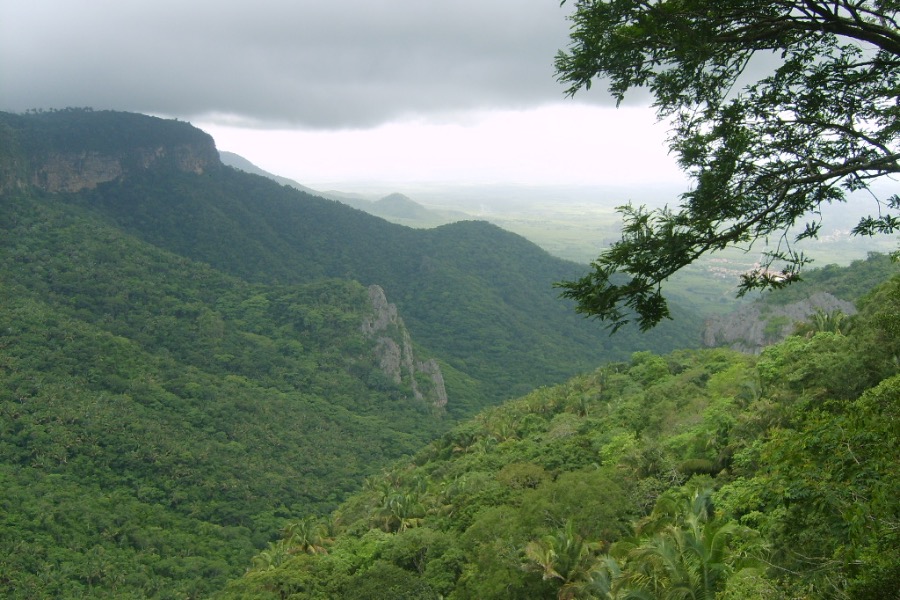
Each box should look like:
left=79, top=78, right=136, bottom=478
left=703, top=291, right=857, bottom=353
left=362, top=285, right=448, bottom=411
left=416, top=358, right=448, bottom=410
left=33, top=151, right=123, bottom=192
left=28, top=143, right=216, bottom=193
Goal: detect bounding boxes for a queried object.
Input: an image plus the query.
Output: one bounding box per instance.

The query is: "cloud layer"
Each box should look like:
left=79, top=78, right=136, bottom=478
left=1, top=0, right=593, bottom=128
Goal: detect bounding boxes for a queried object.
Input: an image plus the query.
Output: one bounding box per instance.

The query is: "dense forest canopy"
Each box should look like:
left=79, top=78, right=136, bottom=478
left=555, top=0, right=900, bottom=331
left=0, top=191, right=452, bottom=597
left=0, top=108, right=703, bottom=597
left=222, top=268, right=900, bottom=599
left=1, top=105, right=896, bottom=598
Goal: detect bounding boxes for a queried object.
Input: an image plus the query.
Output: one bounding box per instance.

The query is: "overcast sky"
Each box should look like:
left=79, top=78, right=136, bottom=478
left=0, top=1, right=683, bottom=189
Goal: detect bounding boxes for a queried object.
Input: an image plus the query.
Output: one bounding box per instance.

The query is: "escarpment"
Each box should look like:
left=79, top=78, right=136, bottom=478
left=0, top=109, right=219, bottom=194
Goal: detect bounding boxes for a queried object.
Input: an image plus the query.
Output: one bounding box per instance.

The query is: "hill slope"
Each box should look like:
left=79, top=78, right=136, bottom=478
left=0, top=108, right=695, bottom=597
left=0, top=188, right=457, bottom=597
left=222, top=272, right=900, bottom=600
left=1, top=109, right=702, bottom=414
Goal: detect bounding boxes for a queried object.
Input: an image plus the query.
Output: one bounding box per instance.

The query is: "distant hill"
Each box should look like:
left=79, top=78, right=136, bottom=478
left=372, top=192, right=432, bottom=218
left=219, top=150, right=470, bottom=227
left=219, top=150, right=323, bottom=196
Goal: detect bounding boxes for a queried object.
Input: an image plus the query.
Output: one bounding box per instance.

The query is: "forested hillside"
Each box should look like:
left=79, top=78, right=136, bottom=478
left=5, top=109, right=893, bottom=599
left=0, top=191, right=456, bottom=597
left=1, top=110, right=701, bottom=412
left=0, top=109, right=703, bottom=597
left=70, top=164, right=698, bottom=407
left=222, top=272, right=900, bottom=599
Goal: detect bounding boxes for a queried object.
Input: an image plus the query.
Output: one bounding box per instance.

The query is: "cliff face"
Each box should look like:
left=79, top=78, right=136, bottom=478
left=0, top=109, right=220, bottom=194
left=30, top=144, right=215, bottom=193
left=362, top=285, right=448, bottom=411
left=703, top=291, right=857, bottom=353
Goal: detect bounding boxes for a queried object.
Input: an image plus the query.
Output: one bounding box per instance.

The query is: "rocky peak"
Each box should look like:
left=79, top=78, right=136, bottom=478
left=362, top=285, right=448, bottom=411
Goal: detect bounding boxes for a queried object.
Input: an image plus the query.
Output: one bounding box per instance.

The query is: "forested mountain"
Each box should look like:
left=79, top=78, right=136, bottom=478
left=11, top=109, right=893, bottom=600
left=222, top=272, right=900, bottom=600
left=0, top=109, right=703, bottom=597
left=1, top=109, right=701, bottom=413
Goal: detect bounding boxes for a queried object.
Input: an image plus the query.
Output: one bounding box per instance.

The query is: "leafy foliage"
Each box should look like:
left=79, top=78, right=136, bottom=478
left=0, top=108, right=703, bottom=597
left=555, top=0, right=900, bottom=330
left=0, top=193, right=446, bottom=597
left=2, top=108, right=896, bottom=599
left=224, top=272, right=899, bottom=599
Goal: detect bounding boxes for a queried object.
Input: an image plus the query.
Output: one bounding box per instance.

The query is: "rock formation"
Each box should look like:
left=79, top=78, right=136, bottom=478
left=362, top=285, right=448, bottom=411
left=0, top=109, right=220, bottom=194
left=703, top=291, right=857, bottom=353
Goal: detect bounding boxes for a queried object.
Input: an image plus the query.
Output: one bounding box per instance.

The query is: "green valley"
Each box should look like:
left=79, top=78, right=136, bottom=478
left=1, top=108, right=895, bottom=599
left=0, top=109, right=700, bottom=597
left=4, top=0, right=898, bottom=598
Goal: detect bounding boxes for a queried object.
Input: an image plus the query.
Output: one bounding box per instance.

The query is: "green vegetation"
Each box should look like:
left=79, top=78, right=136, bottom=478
left=0, top=108, right=216, bottom=164
left=2, top=108, right=896, bottom=598
left=222, top=273, right=899, bottom=599
left=23, top=115, right=700, bottom=407
left=755, top=252, right=899, bottom=307
left=0, top=109, right=701, bottom=597
left=555, top=0, right=899, bottom=330
left=0, top=193, right=447, bottom=597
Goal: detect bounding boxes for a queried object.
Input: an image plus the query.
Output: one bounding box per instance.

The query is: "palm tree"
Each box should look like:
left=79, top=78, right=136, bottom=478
left=282, top=516, right=328, bottom=555
left=376, top=491, right=425, bottom=532
left=250, top=542, right=290, bottom=571
left=795, top=308, right=854, bottom=337
left=523, top=520, right=606, bottom=599
left=620, top=489, right=761, bottom=600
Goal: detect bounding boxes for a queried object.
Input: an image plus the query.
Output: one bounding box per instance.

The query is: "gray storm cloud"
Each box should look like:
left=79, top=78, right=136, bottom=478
left=1, top=0, right=596, bottom=128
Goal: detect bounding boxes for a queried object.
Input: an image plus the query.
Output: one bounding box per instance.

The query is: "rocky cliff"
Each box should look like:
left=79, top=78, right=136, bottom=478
left=362, top=285, right=448, bottom=411
left=703, top=291, right=857, bottom=353
left=0, top=109, right=220, bottom=194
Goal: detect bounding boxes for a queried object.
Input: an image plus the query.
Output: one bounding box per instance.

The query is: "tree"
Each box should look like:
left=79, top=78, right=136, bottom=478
left=282, top=516, right=329, bottom=555
left=522, top=520, right=603, bottom=599
left=613, top=489, right=765, bottom=599
left=723, top=374, right=900, bottom=597
left=554, top=0, right=900, bottom=330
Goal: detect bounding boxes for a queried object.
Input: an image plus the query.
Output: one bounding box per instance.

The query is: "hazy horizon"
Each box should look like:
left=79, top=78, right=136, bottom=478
left=3, top=1, right=684, bottom=190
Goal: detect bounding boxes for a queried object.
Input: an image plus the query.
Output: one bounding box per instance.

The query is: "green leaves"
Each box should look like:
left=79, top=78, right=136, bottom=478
left=556, top=0, right=900, bottom=329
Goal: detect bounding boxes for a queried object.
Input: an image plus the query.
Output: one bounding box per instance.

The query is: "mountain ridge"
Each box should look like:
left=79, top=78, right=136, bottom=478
left=1, top=109, right=702, bottom=409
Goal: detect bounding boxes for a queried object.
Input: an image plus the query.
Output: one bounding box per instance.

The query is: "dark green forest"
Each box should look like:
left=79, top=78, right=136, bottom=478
left=2, top=109, right=700, bottom=410
left=0, top=110, right=896, bottom=599
left=0, top=110, right=700, bottom=597
left=222, top=271, right=900, bottom=599
left=0, top=192, right=450, bottom=597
